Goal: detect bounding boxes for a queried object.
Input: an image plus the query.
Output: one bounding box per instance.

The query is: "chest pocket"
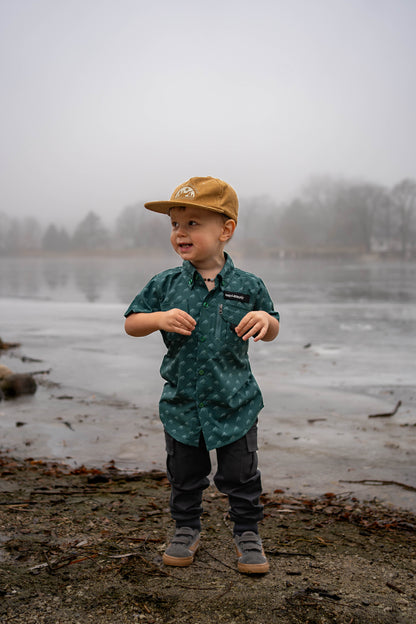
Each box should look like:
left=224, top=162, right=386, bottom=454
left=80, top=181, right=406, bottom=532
left=216, top=300, right=253, bottom=348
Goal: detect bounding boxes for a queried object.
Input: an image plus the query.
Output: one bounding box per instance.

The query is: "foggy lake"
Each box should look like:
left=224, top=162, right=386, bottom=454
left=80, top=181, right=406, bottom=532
left=1, top=253, right=415, bottom=306
left=1, top=254, right=415, bottom=511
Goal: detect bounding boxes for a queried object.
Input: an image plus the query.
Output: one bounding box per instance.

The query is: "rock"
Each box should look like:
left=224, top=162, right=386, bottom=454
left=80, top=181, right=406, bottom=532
left=0, top=364, right=13, bottom=379
left=0, top=373, right=37, bottom=399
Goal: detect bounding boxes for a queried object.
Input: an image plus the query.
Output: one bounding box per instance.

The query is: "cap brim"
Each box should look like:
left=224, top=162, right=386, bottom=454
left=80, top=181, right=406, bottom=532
left=144, top=200, right=227, bottom=216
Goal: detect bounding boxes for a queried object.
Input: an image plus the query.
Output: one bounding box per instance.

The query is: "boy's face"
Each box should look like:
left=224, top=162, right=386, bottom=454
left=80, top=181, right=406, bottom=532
left=169, top=205, right=234, bottom=268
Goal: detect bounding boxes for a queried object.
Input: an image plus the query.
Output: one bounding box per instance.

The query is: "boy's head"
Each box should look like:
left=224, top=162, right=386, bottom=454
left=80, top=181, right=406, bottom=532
left=144, top=176, right=238, bottom=223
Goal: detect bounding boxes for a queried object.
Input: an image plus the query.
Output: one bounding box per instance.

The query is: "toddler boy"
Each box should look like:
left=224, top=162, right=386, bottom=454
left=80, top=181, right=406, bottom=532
left=124, top=176, right=279, bottom=574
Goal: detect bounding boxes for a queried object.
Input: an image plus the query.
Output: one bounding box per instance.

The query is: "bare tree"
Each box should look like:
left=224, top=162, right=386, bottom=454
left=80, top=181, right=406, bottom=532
left=72, top=211, right=110, bottom=251
left=391, top=179, right=416, bottom=257
left=115, top=203, right=169, bottom=250
left=115, top=204, right=143, bottom=248
left=43, top=224, right=71, bottom=252
left=332, top=182, right=388, bottom=253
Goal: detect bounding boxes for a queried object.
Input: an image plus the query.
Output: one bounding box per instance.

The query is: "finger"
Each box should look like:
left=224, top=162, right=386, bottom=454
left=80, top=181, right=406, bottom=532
left=235, top=314, right=254, bottom=335
left=173, top=314, right=194, bottom=332
left=172, top=316, right=194, bottom=334
left=252, top=325, right=267, bottom=342
left=179, top=324, right=195, bottom=334
left=240, top=322, right=261, bottom=341
left=176, top=327, right=193, bottom=335
left=243, top=321, right=268, bottom=342
left=179, top=312, right=196, bottom=327
left=236, top=324, right=253, bottom=339
left=237, top=316, right=260, bottom=337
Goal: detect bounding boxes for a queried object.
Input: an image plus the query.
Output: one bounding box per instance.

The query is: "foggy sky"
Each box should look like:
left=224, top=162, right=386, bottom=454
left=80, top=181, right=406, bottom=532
left=1, top=0, right=415, bottom=226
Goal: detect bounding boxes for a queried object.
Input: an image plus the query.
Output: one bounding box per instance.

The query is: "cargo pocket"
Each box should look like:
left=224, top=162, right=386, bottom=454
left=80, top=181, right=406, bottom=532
left=164, top=430, right=175, bottom=485
left=164, top=430, right=175, bottom=456
left=241, top=422, right=259, bottom=482
left=245, top=421, right=259, bottom=453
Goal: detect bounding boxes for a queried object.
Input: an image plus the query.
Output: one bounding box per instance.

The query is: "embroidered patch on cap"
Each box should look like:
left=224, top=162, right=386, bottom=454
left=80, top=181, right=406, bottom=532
left=174, top=186, right=196, bottom=199
left=224, top=291, right=250, bottom=303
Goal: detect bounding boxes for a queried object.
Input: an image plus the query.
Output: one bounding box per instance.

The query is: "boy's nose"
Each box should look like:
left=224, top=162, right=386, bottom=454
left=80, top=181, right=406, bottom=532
left=176, top=224, right=187, bottom=235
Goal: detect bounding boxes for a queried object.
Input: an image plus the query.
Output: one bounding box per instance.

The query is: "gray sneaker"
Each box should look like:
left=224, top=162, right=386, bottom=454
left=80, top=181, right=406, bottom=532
left=163, top=527, right=200, bottom=567
left=234, top=531, right=269, bottom=574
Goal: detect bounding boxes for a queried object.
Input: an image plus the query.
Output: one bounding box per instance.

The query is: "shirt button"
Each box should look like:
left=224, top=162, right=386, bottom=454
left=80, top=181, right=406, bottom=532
left=199, top=402, right=204, bottom=408
left=203, top=301, right=209, bottom=308
left=200, top=336, right=206, bottom=342
left=188, top=279, right=193, bottom=286
left=199, top=369, right=204, bottom=375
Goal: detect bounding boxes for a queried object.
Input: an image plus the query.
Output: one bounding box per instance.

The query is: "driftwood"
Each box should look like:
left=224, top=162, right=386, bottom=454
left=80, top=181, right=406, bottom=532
left=340, top=478, right=416, bottom=492
left=368, top=400, right=402, bottom=418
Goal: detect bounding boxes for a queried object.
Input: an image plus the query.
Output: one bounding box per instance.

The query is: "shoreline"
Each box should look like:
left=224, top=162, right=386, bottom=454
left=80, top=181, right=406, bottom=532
left=2, top=248, right=415, bottom=261
left=1, top=378, right=415, bottom=515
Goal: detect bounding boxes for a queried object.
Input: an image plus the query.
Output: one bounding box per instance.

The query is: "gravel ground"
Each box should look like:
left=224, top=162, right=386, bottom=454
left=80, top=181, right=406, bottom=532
left=0, top=456, right=415, bottom=624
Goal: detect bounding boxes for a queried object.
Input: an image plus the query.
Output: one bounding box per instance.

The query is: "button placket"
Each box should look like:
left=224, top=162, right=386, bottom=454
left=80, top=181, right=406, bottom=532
left=195, top=290, right=214, bottom=418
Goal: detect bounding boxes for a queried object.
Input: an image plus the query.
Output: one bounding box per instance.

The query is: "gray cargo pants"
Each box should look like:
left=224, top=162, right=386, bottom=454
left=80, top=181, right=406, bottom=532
left=164, top=421, right=264, bottom=535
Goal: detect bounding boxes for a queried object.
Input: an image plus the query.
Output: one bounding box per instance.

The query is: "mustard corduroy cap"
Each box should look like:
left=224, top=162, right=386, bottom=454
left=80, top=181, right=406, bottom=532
left=144, top=176, right=238, bottom=222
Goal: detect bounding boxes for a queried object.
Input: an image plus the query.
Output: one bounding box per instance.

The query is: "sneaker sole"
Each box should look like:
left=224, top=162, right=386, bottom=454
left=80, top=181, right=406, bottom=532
left=162, top=540, right=200, bottom=567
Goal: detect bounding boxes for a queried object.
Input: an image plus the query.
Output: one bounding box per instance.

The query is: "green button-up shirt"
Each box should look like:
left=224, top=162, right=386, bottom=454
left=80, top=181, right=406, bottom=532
left=125, top=254, right=279, bottom=450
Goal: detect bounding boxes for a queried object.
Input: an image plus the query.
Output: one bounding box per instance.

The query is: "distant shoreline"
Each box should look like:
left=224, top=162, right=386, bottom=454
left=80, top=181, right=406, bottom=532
left=1, top=248, right=415, bottom=261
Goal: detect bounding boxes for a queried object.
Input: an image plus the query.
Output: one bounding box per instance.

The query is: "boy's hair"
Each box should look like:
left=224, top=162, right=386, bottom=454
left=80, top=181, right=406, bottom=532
left=144, top=176, right=238, bottom=223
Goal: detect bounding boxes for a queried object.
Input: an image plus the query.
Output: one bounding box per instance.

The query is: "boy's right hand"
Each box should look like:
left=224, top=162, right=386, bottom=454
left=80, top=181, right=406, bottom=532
left=160, top=309, right=196, bottom=336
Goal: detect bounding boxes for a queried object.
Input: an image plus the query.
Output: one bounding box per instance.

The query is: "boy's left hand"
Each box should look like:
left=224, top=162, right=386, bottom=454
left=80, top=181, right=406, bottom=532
left=235, top=311, right=273, bottom=342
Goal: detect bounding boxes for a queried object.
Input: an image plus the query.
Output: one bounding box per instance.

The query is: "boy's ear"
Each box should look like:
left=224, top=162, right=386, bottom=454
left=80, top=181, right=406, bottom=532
left=220, top=219, right=236, bottom=242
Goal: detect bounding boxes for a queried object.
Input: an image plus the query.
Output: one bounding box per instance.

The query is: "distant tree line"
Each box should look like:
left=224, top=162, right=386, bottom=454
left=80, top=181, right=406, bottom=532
left=1, top=177, right=415, bottom=257
left=275, top=177, right=416, bottom=257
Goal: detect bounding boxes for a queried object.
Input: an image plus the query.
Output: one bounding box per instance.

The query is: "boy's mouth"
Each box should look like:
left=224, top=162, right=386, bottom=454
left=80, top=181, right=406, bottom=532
left=178, top=243, right=193, bottom=250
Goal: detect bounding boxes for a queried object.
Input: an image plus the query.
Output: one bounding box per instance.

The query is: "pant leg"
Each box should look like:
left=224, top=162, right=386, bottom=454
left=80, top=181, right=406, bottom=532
left=164, top=430, right=211, bottom=531
left=214, top=422, right=263, bottom=535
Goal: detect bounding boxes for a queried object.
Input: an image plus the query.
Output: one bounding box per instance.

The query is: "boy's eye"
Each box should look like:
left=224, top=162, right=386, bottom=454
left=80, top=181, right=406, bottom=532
left=171, top=220, right=198, bottom=229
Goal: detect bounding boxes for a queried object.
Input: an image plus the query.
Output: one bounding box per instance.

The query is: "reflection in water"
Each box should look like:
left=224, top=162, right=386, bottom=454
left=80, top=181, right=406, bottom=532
left=43, top=261, right=70, bottom=292
left=2, top=257, right=42, bottom=299
left=73, top=259, right=106, bottom=303
left=0, top=255, right=415, bottom=305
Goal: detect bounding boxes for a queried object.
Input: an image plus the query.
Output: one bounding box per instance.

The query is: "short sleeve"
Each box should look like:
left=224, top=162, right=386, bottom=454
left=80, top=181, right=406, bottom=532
left=254, top=278, right=280, bottom=321
left=124, top=276, right=162, bottom=317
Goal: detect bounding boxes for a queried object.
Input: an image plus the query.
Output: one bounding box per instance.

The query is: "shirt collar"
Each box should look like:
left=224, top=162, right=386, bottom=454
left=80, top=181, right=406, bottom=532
left=218, top=252, right=234, bottom=288
left=182, top=252, right=235, bottom=289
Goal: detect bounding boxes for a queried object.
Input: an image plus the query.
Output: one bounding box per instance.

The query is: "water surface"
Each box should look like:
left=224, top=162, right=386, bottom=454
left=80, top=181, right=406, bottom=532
left=1, top=255, right=415, bottom=510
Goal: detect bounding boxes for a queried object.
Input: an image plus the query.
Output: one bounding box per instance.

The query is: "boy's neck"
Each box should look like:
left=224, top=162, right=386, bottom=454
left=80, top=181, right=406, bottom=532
left=191, top=252, right=226, bottom=274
